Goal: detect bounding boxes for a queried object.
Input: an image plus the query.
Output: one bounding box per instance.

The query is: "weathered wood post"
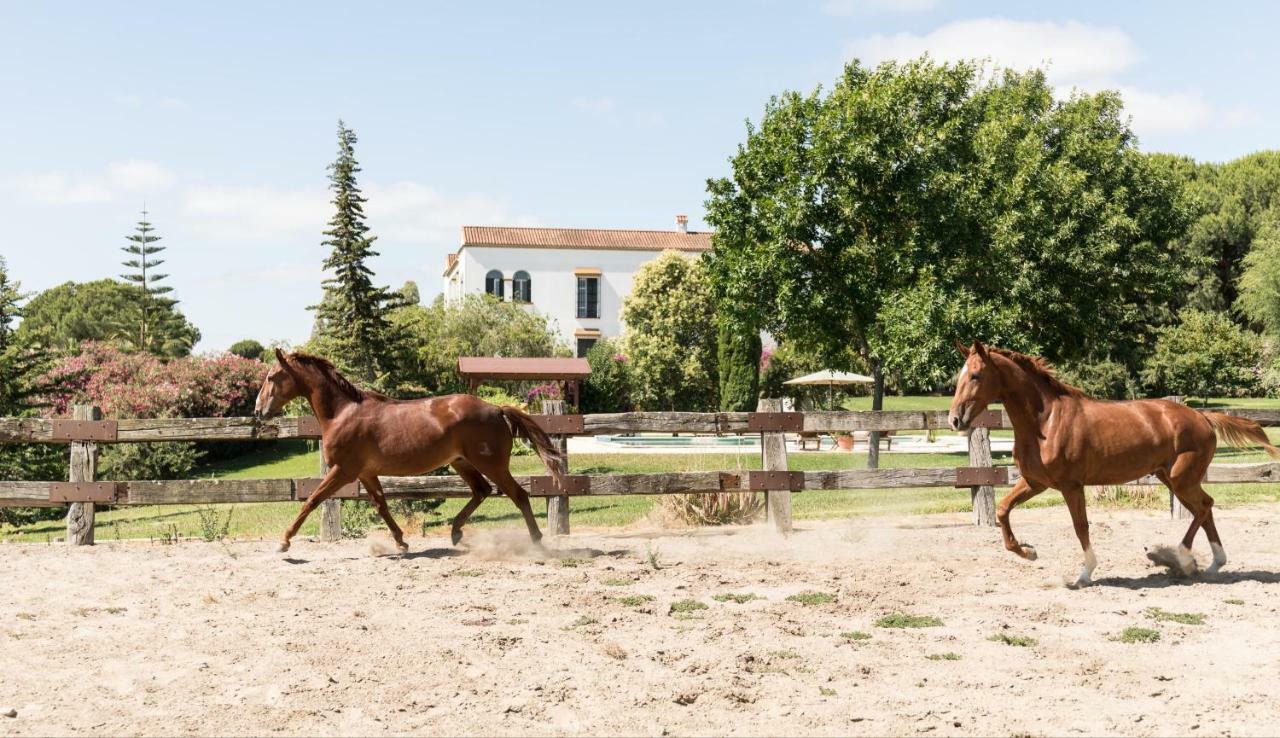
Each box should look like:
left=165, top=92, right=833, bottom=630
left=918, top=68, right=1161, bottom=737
left=543, top=399, right=570, bottom=535
left=758, top=398, right=793, bottom=534
left=1164, top=396, right=1192, bottom=520
left=319, top=440, right=342, bottom=541
left=968, top=424, right=997, bottom=527
left=65, top=404, right=102, bottom=545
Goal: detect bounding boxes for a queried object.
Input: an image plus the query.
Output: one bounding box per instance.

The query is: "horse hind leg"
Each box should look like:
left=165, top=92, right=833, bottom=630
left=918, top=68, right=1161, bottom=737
left=1201, top=506, right=1227, bottom=575
left=450, top=459, right=492, bottom=547
left=1149, top=459, right=1213, bottom=577
left=477, top=464, right=543, bottom=545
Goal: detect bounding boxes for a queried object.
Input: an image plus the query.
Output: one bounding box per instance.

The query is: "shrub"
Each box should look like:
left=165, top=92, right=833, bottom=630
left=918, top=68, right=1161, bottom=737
left=228, top=339, right=266, bottom=361
left=1142, top=310, right=1262, bottom=402
left=659, top=491, right=762, bottom=527
left=41, top=343, right=264, bottom=479
left=580, top=337, right=631, bottom=413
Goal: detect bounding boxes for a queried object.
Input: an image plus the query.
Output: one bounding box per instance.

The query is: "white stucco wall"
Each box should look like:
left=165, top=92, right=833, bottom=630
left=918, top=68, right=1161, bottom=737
left=445, top=246, right=699, bottom=349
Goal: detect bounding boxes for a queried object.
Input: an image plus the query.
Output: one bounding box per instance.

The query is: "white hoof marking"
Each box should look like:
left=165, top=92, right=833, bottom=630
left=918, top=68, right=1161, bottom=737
left=1020, top=544, right=1038, bottom=561
left=1076, top=547, right=1097, bottom=586
left=1206, top=542, right=1227, bottom=575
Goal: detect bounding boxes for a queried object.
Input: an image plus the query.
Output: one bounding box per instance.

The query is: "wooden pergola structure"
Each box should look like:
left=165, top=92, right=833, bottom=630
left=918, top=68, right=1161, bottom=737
left=456, top=357, right=591, bottom=407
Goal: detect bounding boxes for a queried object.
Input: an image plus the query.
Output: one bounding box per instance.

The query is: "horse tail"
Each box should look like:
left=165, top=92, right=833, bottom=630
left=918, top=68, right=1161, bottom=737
left=500, top=406, right=568, bottom=489
left=1202, top=412, right=1280, bottom=459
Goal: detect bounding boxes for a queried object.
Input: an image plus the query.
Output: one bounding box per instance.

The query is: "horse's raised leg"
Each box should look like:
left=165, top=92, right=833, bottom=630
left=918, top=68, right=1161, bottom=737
left=996, top=478, right=1045, bottom=560
left=361, top=476, right=408, bottom=553
left=1154, top=453, right=1217, bottom=576
left=482, top=466, right=543, bottom=544
left=450, top=459, right=492, bottom=546
left=281, top=465, right=356, bottom=552
left=1061, top=484, right=1096, bottom=587
left=1201, top=506, right=1228, bottom=575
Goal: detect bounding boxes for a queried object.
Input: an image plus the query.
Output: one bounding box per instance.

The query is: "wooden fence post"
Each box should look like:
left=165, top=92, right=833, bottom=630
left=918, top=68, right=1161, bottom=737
left=1163, top=396, right=1192, bottom=520
left=319, top=440, right=342, bottom=541
left=968, top=425, right=997, bottom=527
left=758, top=398, right=793, bottom=534
left=65, top=404, right=101, bottom=545
left=543, top=399, right=570, bottom=535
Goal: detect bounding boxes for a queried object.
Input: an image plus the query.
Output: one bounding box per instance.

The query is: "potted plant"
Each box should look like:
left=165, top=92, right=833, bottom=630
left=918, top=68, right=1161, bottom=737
left=835, top=432, right=854, bottom=451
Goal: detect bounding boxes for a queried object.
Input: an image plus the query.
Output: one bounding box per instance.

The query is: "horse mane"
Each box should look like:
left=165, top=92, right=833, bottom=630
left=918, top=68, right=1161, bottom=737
left=988, top=347, right=1084, bottom=398
left=287, top=353, right=385, bottom=402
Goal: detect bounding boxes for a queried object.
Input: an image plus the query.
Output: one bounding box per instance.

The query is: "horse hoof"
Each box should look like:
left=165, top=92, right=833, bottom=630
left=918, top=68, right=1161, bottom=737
left=450, top=529, right=463, bottom=547
left=1020, top=544, right=1038, bottom=561
left=397, top=542, right=409, bottom=554
left=277, top=541, right=291, bottom=553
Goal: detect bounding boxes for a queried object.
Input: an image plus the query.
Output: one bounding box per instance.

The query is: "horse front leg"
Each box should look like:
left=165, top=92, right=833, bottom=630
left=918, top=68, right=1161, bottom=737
left=996, top=478, right=1045, bottom=560
left=280, top=465, right=356, bottom=553
left=1061, top=484, right=1096, bottom=587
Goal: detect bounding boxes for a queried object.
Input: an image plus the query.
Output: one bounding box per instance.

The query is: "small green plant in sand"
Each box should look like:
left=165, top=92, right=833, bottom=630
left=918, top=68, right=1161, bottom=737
left=819, top=687, right=837, bottom=697
left=988, top=634, right=1036, bottom=647
left=569, top=615, right=598, bottom=628
left=196, top=506, right=233, bottom=542
left=875, top=613, right=943, bottom=629
left=559, top=557, right=585, bottom=568
left=645, top=544, right=662, bottom=570
left=926, top=652, right=962, bottom=661
left=1224, top=598, right=1245, bottom=605
left=602, top=577, right=634, bottom=587
left=841, top=631, right=871, bottom=642
left=786, top=591, right=836, bottom=606
left=713, top=593, right=763, bottom=604
left=1114, top=627, right=1161, bottom=644
left=669, top=599, right=708, bottom=615
left=616, top=595, right=655, bottom=607
left=1145, top=607, right=1205, bottom=625
left=454, top=569, right=484, bottom=578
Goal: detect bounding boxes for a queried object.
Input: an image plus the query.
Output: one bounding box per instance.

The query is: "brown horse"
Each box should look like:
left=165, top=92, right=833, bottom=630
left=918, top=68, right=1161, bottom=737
left=253, top=350, right=566, bottom=553
left=949, top=340, right=1279, bottom=586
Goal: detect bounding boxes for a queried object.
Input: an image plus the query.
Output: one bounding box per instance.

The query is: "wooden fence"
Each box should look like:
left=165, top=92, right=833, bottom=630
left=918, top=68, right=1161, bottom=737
left=4, top=403, right=1280, bottom=545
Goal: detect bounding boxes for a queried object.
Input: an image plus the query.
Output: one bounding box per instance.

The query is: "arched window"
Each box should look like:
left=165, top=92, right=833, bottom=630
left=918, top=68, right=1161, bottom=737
left=484, top=269, right=504, bottom=299
left=512, top=270, right=531, bottom=303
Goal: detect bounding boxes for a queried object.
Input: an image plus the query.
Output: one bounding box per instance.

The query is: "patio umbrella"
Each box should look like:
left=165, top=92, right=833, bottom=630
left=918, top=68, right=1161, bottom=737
left=783, top=370, right=874, bottom=410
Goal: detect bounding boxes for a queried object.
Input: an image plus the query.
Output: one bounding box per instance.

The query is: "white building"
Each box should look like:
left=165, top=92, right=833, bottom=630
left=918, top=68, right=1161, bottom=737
left=443, top=217, right=713, bottom=357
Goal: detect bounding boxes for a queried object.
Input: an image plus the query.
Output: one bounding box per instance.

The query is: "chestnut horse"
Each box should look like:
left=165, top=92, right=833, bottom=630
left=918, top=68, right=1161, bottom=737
left=254, top=350, right=565, bottom=553
left=949, top=341, right=1280, bottom=586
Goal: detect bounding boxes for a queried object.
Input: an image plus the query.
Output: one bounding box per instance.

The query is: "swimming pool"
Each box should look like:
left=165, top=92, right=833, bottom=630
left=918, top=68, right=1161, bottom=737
left=593, top=434, right=761, bottom=447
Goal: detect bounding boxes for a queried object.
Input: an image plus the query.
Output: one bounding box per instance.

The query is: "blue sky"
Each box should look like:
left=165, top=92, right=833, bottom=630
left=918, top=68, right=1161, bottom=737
left=2, top=1, right=1277, bottom=351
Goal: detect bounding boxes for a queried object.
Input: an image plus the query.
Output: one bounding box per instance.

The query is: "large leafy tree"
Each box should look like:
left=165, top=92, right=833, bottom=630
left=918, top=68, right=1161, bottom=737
left=1160, top=151, right=1280, bottom=315
left=706, top=58, right=1189, bottom=422
left=621, top=251, right=719, bottom=411
left=1237, top=222, right=1280, bottom=336
left=391, top=294, right=567, bottom=395
left=16, top=279, right=199, bottom=357
left=309, top=120, right=401, bottom=387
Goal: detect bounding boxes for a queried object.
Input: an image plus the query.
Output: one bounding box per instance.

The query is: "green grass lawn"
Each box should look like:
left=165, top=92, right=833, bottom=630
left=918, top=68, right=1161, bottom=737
left=5, top=395, right=1280, bottom=543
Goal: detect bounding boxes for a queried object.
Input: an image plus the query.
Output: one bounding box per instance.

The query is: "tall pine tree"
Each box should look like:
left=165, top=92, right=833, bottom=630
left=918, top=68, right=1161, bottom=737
left=717, top=315, right=762, bottom=412
left=119, top=209, right=181, bottom=354
left=309, top=120, right=400, bottom=386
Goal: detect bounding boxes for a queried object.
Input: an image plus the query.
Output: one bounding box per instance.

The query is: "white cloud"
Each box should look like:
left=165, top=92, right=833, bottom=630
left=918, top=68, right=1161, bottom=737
left=181, top=180, right=539, bottom=244
left=108, top=160, right=176, bottom=190
left=823, top=0, right=939, bottom=16
left=846, top=18, right=1140, bottom=86
left=844, top=17, right=1261, bottom=138
left=571, top=96, right=616, bottom=114
left=180, top=185, right=329, bottom=240
left=12, top=159, right=175, bottom=205
left=16, top=173, right=114, bottom=205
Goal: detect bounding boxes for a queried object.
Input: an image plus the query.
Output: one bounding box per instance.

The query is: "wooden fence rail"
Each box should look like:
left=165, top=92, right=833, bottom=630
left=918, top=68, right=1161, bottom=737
left=3, top=404, right=1279, bottom=544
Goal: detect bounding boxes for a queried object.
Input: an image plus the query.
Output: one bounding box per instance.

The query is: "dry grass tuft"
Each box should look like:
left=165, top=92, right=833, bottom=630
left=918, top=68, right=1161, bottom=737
left=658, top=492, right=763, bottom=527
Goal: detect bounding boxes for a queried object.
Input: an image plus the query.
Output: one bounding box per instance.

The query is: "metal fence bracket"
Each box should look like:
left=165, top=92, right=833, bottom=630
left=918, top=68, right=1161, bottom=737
left=533, top=415, right=585, bottom=435
left=294, top=478, right=360, bottom=499
left=746, top=412, right=804, bottom=433
left=49, top=482, right=117, bottom=503
left=530, top=475, right=590, bottom=495
left=49, top=420, right=118, bottom=442
left=955, top=466, right=1008, bottom=487
left=746, top=470, right=806, bottom=491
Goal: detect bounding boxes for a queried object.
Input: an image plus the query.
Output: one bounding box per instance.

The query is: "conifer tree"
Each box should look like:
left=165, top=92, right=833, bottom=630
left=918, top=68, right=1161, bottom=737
left=119, top=209, right=180, bottom=354
left=309, top=120, right=400, bottom=386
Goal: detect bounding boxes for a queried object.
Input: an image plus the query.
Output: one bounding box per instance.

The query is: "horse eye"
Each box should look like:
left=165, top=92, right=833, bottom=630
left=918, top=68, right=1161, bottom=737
left=970, top=374, right=981, bottom=382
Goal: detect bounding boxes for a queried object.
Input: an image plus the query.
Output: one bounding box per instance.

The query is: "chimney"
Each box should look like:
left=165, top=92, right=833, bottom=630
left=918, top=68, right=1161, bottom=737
left=675, top=214, right=689, bottom=233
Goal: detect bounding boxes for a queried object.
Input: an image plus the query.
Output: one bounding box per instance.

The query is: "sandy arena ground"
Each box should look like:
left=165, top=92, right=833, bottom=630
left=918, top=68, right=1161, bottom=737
left=4, top=504, right=1280, bottom=736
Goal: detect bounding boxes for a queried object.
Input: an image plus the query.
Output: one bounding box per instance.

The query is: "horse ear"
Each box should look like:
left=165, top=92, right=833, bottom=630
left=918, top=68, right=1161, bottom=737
left=973, top=340, right=990, bottom=360
left=954, top=339, right=970, bottom=357
left=274, top=348, right=291, bottom=368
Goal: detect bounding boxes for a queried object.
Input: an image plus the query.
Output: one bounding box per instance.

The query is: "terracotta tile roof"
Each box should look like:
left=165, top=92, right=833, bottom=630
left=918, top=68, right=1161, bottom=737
left=461, top=225, right=713, bottom=252
left=457, top=357, right=591, bottom=380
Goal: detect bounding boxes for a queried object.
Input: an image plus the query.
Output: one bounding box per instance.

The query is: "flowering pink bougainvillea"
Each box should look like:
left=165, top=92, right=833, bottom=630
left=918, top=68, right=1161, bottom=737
left=42, top=343, right=264, bottom=419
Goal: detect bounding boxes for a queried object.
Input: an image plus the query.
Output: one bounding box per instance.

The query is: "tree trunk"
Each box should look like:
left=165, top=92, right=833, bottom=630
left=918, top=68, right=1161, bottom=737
left=868, top=360, right=884, bottom=470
